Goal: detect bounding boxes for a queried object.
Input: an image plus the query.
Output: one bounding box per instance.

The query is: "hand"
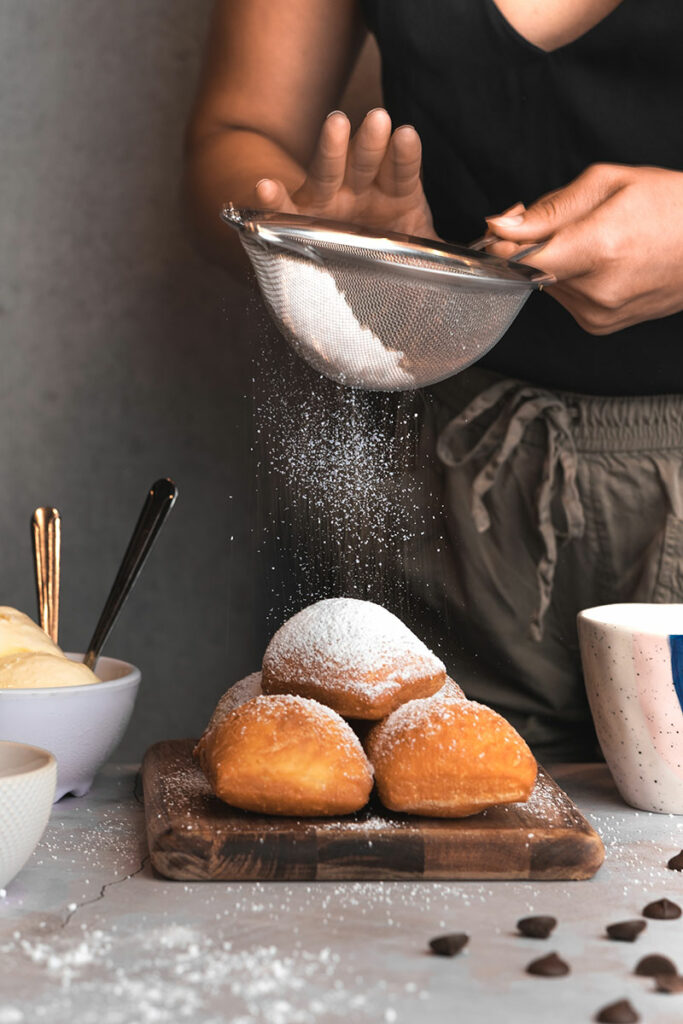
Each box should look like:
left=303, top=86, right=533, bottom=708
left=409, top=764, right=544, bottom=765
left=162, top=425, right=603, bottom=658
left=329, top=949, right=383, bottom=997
left=254, top=108, right=437, bottom=240
left=485, top=164, right=683, bottom=335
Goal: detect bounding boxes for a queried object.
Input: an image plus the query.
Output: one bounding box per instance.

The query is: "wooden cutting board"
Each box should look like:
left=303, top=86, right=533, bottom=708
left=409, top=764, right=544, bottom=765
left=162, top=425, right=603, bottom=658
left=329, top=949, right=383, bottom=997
left=142, top=739, right=604, bottom=882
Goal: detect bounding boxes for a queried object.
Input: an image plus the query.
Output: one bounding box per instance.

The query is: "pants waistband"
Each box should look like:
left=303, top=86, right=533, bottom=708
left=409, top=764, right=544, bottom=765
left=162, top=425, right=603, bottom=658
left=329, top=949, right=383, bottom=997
left=430, top=367, right=683, bottom=453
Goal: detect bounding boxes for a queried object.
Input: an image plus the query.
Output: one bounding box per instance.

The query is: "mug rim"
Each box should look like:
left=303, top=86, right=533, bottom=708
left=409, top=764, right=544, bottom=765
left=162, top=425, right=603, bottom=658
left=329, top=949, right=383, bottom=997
left=578, top=602, right=683, bottom=637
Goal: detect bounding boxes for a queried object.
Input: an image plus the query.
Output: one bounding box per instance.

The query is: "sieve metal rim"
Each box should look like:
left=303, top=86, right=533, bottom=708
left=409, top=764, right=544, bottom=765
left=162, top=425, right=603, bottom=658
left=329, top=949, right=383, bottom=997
left=221, top=206, right=553, bottom=290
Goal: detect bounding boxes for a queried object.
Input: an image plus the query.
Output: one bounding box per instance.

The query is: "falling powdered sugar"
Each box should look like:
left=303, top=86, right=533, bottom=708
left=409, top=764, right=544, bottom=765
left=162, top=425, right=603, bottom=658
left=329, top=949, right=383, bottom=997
left=249, top=316, right=445, bottom=630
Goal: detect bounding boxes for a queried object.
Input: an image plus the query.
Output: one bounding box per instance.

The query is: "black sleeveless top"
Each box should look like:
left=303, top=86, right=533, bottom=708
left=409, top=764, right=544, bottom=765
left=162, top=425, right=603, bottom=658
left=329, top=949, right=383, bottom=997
left=360, top=0, right=682, bottom=395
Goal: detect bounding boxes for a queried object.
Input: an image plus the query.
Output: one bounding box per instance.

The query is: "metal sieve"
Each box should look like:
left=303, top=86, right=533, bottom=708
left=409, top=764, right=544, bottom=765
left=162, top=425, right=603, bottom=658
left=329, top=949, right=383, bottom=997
left=222, top=206, right=552, bottom=391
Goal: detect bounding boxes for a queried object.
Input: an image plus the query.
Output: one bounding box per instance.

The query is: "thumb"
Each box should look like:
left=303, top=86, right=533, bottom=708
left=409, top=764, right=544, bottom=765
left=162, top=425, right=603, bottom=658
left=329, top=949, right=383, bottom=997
left=254, top=177, right=296, bottom=213
left=486, top=164, right=624, bottom=242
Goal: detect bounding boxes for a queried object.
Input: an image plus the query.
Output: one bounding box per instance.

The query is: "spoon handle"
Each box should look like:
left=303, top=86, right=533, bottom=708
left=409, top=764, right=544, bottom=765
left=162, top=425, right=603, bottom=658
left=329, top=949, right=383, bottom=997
left=31, top=507, right=61, bottom=644
left=83, top=478, right=178, bottom=670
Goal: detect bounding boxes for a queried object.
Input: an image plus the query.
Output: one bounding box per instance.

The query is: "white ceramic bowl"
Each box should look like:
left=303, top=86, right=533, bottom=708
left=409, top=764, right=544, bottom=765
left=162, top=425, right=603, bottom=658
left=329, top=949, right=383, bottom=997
left=0, top=654, right=141, bottom=801
left=0, top=741, right=56, bottom=888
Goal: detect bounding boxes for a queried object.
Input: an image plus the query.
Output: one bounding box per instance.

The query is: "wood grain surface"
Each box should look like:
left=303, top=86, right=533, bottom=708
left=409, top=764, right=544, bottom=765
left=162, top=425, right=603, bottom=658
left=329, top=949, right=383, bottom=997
left=142, top=739, right=605, bottom=882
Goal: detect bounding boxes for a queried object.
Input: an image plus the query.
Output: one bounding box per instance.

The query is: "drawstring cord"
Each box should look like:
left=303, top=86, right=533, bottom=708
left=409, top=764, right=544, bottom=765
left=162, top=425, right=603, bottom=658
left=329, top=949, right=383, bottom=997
left=436, top=380, right=585, bottom=641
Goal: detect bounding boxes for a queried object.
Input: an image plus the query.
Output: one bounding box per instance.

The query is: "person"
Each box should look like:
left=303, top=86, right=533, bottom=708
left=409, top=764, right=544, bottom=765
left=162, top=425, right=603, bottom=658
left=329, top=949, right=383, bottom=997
left=184, top=0, right=683, bottom=760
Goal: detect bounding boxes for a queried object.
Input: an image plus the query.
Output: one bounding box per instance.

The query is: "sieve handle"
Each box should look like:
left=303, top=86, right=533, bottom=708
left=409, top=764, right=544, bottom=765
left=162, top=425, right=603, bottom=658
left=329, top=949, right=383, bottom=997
left=470, top=231, right=549, bottom=265
left=469, top=231, right=497, bottom=251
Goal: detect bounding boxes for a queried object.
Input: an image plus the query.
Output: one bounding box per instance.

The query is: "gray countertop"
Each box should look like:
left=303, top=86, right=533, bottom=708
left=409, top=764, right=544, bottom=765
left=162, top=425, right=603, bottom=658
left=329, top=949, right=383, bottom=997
left=2, top=763, right=683, bottom=1024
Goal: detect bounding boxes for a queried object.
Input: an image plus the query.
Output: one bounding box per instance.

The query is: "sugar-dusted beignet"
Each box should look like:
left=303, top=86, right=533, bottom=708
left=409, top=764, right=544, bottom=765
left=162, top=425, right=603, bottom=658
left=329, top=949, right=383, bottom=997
left=261, top=597, right=446, bottom=719
left=193, top=671, right=262, bottom=761
left=197, top=693, right=374, bottom=816
left=436, top=676, right=466, bottom=700
left=366, top=692, right=537, bottom=817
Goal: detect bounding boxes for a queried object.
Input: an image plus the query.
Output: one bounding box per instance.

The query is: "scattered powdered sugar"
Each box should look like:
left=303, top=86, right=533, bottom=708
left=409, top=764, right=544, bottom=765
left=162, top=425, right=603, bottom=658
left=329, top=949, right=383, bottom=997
left=3, top=921, right=404, bottom=1024
left=263, top=598, right=444, bottom=698
left=277, top=258, right=416, bottom=390
left=0, top=1010, right=23, bottom=1024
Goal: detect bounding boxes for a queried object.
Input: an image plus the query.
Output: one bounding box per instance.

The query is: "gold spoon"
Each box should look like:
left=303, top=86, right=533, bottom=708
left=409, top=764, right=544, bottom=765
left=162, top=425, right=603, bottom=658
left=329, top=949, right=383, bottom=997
left=31, top=507, right=61, bottom=644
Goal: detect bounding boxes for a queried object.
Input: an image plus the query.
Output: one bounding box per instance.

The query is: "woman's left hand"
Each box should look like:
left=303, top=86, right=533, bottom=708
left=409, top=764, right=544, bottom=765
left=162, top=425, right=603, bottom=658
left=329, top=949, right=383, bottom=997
left=485, top=164, right=683, bottom=335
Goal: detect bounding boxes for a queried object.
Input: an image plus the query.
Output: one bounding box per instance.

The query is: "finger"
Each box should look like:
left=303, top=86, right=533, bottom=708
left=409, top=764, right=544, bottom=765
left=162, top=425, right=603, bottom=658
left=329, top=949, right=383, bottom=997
left=296, top=110, right=351, bottom=204
left=344, top=108, right=392, bottom=193
left=254, top=178, right=297, bottom=213
left=485, top=238, right=525, bottom=260
left=544, top=285, right=636, bottom=335
left=376, top=124, right=423, bottom=198
left=486, top=163, right=626, bottom=243
left=475, top=203, right=526, bottom=249
left=485, top=201, right=526, bottom=229
left=514, top=214, right=607, bottom=282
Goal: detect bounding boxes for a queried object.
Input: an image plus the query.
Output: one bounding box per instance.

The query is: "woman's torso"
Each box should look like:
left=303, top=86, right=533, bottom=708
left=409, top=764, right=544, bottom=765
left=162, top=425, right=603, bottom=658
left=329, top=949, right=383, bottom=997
left=360, top=0, right=683, bottom=395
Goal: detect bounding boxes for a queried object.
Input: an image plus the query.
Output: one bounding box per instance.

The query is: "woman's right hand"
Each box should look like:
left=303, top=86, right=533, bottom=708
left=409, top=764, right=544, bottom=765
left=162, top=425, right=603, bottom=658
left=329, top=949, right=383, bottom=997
left=254, top=107, right=437, bottom=240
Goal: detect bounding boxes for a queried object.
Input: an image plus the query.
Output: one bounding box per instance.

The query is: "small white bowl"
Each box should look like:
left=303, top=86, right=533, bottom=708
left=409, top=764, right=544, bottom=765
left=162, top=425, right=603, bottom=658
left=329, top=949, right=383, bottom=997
left=0, top=654, right=141, bottom=801
left=0, top=741, right=56, bottom=888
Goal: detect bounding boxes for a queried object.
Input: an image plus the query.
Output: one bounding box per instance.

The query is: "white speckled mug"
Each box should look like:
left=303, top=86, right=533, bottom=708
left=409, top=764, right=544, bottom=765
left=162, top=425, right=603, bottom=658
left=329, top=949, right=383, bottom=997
left=578, top=604, right=683, bottom=813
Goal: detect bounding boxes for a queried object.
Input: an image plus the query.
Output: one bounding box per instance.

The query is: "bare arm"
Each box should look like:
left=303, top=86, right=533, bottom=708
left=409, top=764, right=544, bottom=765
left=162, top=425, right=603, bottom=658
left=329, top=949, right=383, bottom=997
left=184, top=0, right=435, bottom=270
left=184, top=0, right=366, bottom=265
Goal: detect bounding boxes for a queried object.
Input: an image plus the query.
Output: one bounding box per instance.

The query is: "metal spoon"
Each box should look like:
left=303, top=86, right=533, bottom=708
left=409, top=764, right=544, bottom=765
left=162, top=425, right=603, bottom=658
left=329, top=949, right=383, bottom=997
left=31, top=506, right=61, bottom=644
left=83, top=478, right=178, bottom=670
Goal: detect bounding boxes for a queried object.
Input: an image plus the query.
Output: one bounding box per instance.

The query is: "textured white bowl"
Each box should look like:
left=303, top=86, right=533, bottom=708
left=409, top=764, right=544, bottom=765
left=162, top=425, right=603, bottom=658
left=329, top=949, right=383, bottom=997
left=0, top=654, right=140, bottom=801
left=0, top=741, right=56, bottom=888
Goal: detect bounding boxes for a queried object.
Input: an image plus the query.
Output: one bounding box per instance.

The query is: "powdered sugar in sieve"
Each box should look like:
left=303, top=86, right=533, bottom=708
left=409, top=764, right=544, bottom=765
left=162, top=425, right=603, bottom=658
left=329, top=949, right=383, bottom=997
left=275, top=258, right=416, bottom=389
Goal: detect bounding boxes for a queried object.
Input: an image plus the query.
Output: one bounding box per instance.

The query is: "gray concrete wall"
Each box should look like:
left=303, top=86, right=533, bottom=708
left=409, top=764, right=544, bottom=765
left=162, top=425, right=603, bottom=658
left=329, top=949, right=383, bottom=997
left=0, top=1, right=270, bottom=757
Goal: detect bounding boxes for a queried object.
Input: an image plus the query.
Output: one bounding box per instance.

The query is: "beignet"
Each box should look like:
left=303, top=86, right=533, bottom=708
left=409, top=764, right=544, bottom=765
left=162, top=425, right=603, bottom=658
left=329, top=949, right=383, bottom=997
left=366, top=691, right=537, bottom=817
left=197, top=692, right=373, bottom=816
left=262, top=597, right=445, bottom=719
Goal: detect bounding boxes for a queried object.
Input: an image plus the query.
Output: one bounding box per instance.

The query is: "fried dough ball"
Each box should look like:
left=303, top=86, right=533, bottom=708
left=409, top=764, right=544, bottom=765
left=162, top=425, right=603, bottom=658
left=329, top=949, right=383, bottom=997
left=193, top=671, right=262, bottom=762
left=196, top=692, right=373, bottom=817
left=262, top=598, right=446, bottom=719
left=366, top=691, right=537, bottom=817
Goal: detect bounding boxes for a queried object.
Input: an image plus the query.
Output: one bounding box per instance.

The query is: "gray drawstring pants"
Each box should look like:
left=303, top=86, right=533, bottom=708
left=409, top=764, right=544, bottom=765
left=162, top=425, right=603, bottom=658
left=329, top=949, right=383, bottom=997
left=402, top=366, right=683, bottom=761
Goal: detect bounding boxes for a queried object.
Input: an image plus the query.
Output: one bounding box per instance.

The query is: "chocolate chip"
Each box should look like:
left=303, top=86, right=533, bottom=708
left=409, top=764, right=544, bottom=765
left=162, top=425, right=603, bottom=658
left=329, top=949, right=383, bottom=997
left=635, top=953, right=677, bottom=977
left=667, top=850, right=683, bottom=871
left=595, top=998, right=639, bottom=1023
left=525, top=952, right=570, bottom=976
left=429, top=932, right=469, bottom=957
left=643, top=898, right=682, bottom=920
left=606, top=920, right=647, bottom=942
left=517, top=915, right=557, bottom=939
left=654, top=973, right=683, bottom=993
